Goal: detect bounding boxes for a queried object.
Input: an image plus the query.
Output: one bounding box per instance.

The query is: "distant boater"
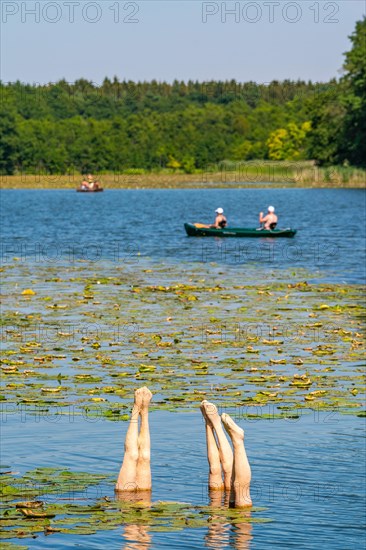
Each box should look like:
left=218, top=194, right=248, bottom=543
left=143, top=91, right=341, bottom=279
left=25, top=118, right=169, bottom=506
left=116, top=387, right=252, bottom=508
left=211, top=207, right=227, bottom=228
left=259, top=206, right=278, bottom=229
left=80, top=174, right=101, bottom=191
left=197, top=207, right=227, bottom=229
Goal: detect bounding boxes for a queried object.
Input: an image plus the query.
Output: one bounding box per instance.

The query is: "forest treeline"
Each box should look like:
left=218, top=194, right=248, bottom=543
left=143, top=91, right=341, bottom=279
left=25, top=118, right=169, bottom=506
left=1, top=18, right=364, bottom=175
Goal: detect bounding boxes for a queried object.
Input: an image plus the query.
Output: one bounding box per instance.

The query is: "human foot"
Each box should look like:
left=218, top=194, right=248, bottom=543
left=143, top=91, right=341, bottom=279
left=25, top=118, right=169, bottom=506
left=221, top=413, right=244, bottom=442
left=133, top=387, right=145, bottom=413
left=134, top=387, right=152, bottom=410
left=200, top=400, right=221, bottom=429
left=140, top=387, right=153, bottom=413
left=137, top=386, right=152, bottom=415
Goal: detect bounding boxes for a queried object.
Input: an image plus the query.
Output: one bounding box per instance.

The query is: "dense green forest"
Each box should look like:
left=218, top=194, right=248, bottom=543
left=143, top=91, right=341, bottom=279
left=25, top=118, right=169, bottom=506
left=0, top=17, right=364, bottom=175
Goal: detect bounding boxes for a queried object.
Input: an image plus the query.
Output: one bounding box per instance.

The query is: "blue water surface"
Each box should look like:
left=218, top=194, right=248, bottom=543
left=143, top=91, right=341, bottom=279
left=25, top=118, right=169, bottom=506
left=1, top=188, right=365, bottom=283
left=1, top=187, right=365, bottom=549
left=2, top=411, right=365, bottom=550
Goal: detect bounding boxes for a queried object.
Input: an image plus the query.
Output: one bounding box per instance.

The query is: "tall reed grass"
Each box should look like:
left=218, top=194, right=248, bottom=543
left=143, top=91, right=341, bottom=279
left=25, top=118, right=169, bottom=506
left=1, top=162, right=365, bottom=189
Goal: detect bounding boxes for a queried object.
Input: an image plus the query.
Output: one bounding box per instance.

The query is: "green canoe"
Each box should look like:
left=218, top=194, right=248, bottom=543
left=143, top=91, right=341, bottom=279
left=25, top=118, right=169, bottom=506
left=184, top=223, right=296, bottom=238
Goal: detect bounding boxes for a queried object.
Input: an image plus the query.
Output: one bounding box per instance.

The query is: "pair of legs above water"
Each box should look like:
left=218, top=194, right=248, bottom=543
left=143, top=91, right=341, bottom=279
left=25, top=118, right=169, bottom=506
left=200, top=400, right=252, bottom=508
left=116, top=386, right=152, bottom=492
left=115, top=388, right=251, bottom=508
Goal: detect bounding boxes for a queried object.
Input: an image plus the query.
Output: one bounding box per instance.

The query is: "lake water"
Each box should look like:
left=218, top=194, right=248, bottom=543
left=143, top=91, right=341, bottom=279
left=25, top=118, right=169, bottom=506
left=1, top=188, right=365, bottom=283
left=1, top=188, right=365, bottom=550
left=2, top=411, right=365, bottom=549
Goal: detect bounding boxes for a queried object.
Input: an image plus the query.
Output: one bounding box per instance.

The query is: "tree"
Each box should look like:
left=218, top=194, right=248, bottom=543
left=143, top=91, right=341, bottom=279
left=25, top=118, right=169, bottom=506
left=305, top=87, right=346, bottom=165
left=340, top=17, right=366, bottom=166
left=267, top=122, right=311, bottom=161
left=166, top=155, right=181, bottom=171
left=0, top=108, right=18, bottom=174
left=306, top=17, right=366, bottom=166
left=343, top=17, right=366, bottom=97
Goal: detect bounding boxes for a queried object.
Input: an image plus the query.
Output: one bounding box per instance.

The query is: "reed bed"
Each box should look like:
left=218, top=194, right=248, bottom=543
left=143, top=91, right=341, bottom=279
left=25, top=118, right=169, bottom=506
left=1, top=163, right=365, bottom=189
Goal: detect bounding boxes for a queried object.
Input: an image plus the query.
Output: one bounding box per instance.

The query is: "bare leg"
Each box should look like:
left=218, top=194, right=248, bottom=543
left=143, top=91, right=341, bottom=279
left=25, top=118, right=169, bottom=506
left=201, top=401, right=233, bottom=490
left=136, top=387, right=152, bottom=491
left=116, top=388, right=148, bottom=491
left=200, top=403, right=224, bottom=490
left=222, top=413, right=252, bottom=508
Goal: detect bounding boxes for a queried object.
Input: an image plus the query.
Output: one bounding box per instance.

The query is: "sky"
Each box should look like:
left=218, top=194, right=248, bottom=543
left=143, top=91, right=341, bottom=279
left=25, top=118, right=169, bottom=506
left=1, top=0, right=365, bottom=84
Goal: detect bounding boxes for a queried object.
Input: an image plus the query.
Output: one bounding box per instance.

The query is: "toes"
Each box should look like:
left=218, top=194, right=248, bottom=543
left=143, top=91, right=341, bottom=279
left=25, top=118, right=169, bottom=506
left=200, top=400, right=209, bottom=414
left=200, top=400, right=215, bottom=417
left=141, top=387, right=152, bottom=405
left=221, top=414, right=244, bottom=439
left=221, top=413, right=234, bottom=431
left=134, top=387, right=146, bottom=408
left=203, top=401, right=217, bottom=415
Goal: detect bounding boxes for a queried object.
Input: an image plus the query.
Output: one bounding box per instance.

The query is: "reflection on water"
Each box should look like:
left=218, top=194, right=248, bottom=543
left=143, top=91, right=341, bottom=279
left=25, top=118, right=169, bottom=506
left=117, top=491, right=152, bottom=550
left=205, top=490, right=252, bottom=550
left=117, top=488, right=253, bottom=550
left=123, top=525, right=152, bottom=550
left=1, top=411, right=365, bottom=549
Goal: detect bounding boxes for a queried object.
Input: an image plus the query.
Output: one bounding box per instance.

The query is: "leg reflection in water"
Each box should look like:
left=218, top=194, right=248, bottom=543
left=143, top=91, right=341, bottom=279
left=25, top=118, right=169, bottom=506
left=205, top=489, right=253, bottom=550
left=118, top=491, right=152, bottom=550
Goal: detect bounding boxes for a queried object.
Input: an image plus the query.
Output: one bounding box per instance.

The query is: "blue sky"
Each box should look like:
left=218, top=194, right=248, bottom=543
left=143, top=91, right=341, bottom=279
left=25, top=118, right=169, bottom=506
left=1, top=0, right=365, bottom=84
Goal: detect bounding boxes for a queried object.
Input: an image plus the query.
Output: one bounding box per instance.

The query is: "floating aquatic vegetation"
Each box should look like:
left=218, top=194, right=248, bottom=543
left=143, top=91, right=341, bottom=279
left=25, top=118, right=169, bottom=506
left=0, top=467, right=271, bottom=545
left=0, top=544, right=29, bottom=550
left=0, top=262, right=365, bottom=420
left=21, top=290, right=36, bottom=296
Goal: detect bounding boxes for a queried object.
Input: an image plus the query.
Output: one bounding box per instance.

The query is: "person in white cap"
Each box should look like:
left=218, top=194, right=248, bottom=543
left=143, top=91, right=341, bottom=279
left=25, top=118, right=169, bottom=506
left=259, top=206, right=278, bottom=230
left=211, top=207, right=227, bottom=229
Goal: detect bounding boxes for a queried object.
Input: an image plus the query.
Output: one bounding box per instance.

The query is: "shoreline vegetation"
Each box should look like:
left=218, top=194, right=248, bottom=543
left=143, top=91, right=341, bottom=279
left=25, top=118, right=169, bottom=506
left=1, top=162, right=365, bottom=189
left=1, top=19, right=365, bottom=184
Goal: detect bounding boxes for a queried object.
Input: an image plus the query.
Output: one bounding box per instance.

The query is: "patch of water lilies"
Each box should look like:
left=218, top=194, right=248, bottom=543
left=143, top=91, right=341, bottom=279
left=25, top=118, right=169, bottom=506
left=0, top=466, right=270, bottom=545
left=0, top=262, right=365, bottom=420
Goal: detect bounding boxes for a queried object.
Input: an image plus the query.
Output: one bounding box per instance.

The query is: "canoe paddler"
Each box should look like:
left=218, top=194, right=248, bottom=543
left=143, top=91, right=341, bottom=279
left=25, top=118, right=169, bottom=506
left=194, top=207, right=227, bottom=229
left=87, top=174, right=100, bottom=190
left=81, top=176, right=91, bottom=190
left=259, top=206, right=278, bottom=230
left=211, top=207, right=227, bottom=229
left=80, top=174, right=100, bottom=191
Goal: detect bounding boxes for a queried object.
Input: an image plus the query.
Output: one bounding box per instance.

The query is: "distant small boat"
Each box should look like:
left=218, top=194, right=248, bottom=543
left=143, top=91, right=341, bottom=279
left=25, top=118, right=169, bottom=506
left=184, top=223, right=296, bottom=238
left=76, top=187, right=104, bottom=193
